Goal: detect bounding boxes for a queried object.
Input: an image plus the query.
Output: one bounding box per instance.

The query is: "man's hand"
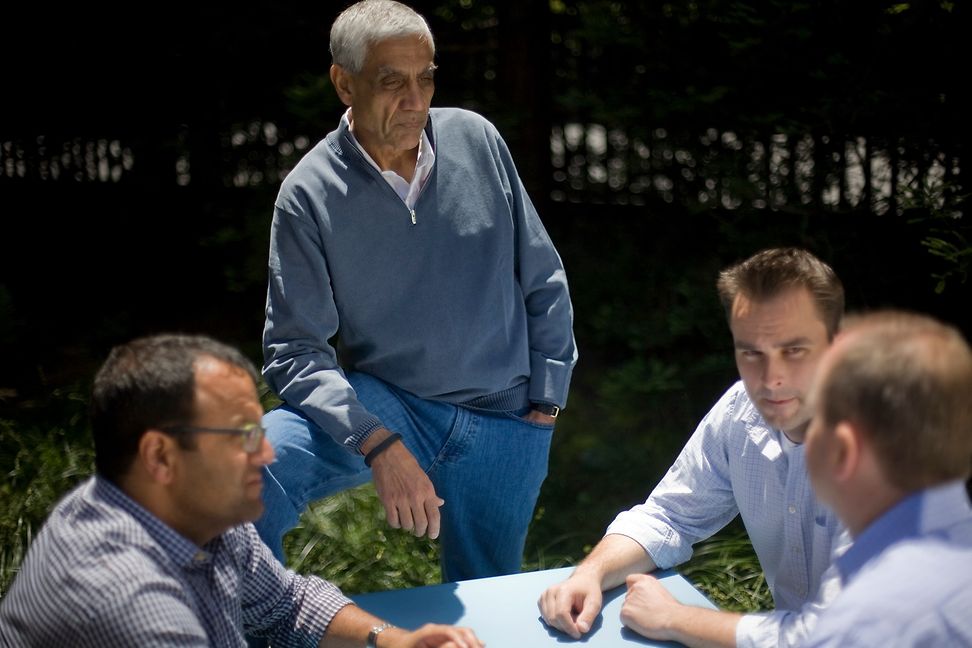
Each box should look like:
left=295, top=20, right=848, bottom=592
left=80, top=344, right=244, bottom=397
left=537, top=571, right=603, bottom=639
left=620, top=573, right=740, bottom=648
left=365, top=429, right=443, bottom=539
left=320, top=608, right=482, bottom=648
left=392, top=623, right=484, bottom=648
left=523, top=409, right=557, bottom=426
left=619, top=573, right=681, bottom=641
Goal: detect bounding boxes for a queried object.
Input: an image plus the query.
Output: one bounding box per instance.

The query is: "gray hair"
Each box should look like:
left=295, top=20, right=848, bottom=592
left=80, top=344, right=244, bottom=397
left=330, top=0, right=435, bottom=74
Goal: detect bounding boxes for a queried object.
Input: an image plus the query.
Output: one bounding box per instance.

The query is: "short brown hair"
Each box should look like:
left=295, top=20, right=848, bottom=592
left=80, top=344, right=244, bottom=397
left=717, top=247, right=844, bottom=339
left=819, top=311, right=972, bottom=491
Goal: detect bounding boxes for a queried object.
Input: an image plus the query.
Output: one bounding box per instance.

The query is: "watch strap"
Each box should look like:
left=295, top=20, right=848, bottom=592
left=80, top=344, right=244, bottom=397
left=532, top=402, right=561, bottom=417
left=366, top=622, right=394, bottom=648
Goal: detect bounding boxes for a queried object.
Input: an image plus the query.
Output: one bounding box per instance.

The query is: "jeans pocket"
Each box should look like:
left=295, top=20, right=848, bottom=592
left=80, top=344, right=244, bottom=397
left=504, top=407, right=557, bottom=429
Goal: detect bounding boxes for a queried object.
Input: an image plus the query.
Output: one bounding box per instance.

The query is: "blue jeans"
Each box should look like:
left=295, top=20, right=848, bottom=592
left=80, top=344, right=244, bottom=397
left=254, top=371, right=554, bottom=582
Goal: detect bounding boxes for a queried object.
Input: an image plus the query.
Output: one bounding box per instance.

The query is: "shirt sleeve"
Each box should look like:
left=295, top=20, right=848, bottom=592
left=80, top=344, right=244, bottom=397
left=493, top=127, right=577, bottom=408
left=735, top=546, right=846, bottom=648
left=263, top=201, right=384, bottom=450
left=72, top=579, right=212, bottom=647
left=239, top=525, right=353, bottom=646
left=605, top=389, right=741, bottom=567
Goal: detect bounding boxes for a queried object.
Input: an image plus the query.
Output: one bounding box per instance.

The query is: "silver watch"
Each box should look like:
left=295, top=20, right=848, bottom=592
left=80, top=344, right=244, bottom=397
left=366, top=622, right=394, bottom=648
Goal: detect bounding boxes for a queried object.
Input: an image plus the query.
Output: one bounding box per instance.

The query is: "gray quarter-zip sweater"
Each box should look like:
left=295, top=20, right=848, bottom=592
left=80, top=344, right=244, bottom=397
left=263, top=107, right=577, bottom=451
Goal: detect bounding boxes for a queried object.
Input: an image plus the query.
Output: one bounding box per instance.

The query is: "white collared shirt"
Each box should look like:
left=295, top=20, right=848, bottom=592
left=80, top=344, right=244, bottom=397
left=606, top=380, right=850, bottom=648
left=343, top=108, right=435, bottom=209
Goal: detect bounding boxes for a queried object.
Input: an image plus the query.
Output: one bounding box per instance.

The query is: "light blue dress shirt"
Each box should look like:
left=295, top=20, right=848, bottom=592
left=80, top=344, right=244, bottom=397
left=804, top=480, right=972, bottom=647
left=0, top=476, right=352, bottom=646
left=606, top=381, right=850, bottom=648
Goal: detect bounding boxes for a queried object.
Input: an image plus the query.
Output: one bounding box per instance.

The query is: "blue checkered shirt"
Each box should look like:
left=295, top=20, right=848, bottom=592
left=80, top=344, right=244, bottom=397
left=605, top=381, right=851, bottom=648
left=0, top=476, right=352, bottom=646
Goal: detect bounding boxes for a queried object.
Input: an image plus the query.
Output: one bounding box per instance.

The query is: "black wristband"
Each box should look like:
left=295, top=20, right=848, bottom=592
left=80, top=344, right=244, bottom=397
left=364, top=433, right=402, bottom=467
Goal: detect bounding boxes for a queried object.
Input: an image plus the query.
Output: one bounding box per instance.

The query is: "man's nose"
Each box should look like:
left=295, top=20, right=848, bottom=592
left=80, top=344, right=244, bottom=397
left=253, top=436, right=275, bottom=466
left=763, top=355, right=785, bottom=388
left=401, top=78, right=428, bottom=110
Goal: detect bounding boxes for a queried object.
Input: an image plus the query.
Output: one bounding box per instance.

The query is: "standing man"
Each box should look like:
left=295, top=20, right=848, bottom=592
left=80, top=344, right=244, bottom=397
left=256, top=0, right=577, bottom=582
left=539, top=248, right=850, bottom=648
left=803, top=311, right=972, bottom=647
left=0, top=334, right=482, bottom=648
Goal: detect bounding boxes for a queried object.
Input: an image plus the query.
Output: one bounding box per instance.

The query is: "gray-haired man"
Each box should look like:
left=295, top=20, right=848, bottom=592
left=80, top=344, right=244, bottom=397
left=254, top=0, right=577, bottom=582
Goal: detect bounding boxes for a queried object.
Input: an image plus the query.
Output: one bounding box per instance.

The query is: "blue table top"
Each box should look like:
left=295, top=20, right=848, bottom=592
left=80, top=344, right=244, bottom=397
left=352, top=566, right=716, bottom=647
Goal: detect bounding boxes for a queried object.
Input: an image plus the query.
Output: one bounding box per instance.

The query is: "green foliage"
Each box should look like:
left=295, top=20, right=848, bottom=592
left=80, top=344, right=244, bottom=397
left=681, top=524, right=772, bottom=612
left=283, top=484, right=441, bottom=595
left=0, top=385, right=772, bottom=612
left=0, top=389, right=95, bottom=595
left=283, top=484, right=772, bottom=613
left=903, top=179, right=971, bottom=295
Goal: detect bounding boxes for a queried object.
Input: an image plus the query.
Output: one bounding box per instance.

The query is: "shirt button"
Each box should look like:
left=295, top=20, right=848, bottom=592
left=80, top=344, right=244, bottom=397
left=788, top=505, right=797, bottom=514
left=194, top=551, right=207, bottom=563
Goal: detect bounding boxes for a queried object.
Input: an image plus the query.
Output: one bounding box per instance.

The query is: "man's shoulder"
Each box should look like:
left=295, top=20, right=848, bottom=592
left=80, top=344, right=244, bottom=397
left=860, top=528, right=972, bottom=587
left=430, top=106, right=490, bottom=124
left=429, top=107, right=497, bottom=138
left=1, top=486, right=196, bottom=642
left=822, top=541, right=972, bottom=643
left=279, top=135, right=343, bottom=191
left=26, top=482, right=181, bottom=584
left=691, top=381, right=778, bottom=458
left=707, top=380, right=761, bottom=426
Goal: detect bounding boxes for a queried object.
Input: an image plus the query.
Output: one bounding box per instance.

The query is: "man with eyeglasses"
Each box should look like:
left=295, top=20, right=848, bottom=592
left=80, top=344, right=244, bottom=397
left=0, top=334, right=482, bottom=648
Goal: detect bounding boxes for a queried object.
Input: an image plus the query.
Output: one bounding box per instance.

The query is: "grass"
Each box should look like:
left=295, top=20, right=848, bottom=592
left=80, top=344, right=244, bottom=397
left=1, top=387, right=771, bottom=615
left=0, top=388, right=95, bottom=594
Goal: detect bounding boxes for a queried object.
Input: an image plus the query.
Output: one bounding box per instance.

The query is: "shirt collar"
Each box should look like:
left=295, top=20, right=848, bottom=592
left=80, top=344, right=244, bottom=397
left=94, top=475, right=216, bottom=569
left=836, top=480, right=972, bottom=583
left=341, top=108, right=435, bottom=177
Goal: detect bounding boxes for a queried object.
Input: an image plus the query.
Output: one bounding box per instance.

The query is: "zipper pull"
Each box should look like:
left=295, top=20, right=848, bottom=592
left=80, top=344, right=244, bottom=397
left=410, top=209, right=417, bottom=225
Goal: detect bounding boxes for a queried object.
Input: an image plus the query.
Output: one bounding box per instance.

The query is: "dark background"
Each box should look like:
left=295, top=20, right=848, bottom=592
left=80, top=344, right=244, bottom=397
left=2, top=0, right=970, bottom=550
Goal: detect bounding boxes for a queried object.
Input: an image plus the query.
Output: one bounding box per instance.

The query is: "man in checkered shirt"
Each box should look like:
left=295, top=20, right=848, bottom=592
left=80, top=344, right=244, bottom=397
left=0, top=334, right=481, bottom=648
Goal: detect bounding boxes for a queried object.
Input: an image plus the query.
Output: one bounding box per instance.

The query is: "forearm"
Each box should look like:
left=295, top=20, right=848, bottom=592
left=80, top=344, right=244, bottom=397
left=654, top=606, right=742, bottom=648
left=621, top=573, right=742, bottom=648
left=320, top=606, right=482, bottom=648
left=574, top=534, right=657, bottom=590
left=318, top=605, right=403, bottom=648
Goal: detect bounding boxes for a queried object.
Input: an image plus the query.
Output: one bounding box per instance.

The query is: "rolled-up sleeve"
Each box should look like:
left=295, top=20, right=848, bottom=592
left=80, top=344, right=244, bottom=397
left=239, top=525, right=353, bottom=646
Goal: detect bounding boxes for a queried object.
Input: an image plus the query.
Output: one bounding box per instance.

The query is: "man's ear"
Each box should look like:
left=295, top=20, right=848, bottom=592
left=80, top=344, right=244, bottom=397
left=138, top=430, right=178, bottom=485
left=330, top=64, right=354, bottom=106
left=832, top=421, right=862, bottom=483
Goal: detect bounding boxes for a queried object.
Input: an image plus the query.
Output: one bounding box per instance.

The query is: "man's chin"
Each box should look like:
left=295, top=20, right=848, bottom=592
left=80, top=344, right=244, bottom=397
left=241, top=500, right=265, bottom=524
left=758, top=409, right=807, bottom=435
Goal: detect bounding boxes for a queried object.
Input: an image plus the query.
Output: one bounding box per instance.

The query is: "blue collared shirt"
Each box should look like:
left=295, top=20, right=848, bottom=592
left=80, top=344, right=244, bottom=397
left=0, top=476, right=352, bottom=646
left=605, top=381, right=850, bottom=648
left=804, top=480, right=972, bottom=647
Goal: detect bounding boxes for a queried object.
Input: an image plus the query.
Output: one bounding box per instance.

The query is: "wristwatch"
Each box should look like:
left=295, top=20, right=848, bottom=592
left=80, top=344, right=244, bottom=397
left=531, top=402, right=561, bottom=418
left=367, top=622, right=394, bottom=648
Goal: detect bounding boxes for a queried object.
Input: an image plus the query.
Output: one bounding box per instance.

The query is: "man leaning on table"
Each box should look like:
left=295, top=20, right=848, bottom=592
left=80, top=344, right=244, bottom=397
left=539, top=247, right=851, bottom=648
left=0, top=334, right=482, bottom=648
left=801, top=311, right=972, bottom=647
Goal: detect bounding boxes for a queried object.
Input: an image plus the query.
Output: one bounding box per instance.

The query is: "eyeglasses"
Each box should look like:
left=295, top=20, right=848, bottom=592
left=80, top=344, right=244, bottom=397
left=161, top=422, right=266, bottom=453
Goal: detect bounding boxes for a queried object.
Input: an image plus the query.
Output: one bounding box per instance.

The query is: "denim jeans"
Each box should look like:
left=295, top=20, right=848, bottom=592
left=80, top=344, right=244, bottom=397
left=253, top=371, right=554, bottom=582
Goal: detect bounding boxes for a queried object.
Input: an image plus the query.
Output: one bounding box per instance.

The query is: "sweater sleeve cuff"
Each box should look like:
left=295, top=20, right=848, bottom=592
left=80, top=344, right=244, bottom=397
left=528, top=351, right=574, bottom=408
left=345, top=417, right=384, bottom=454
